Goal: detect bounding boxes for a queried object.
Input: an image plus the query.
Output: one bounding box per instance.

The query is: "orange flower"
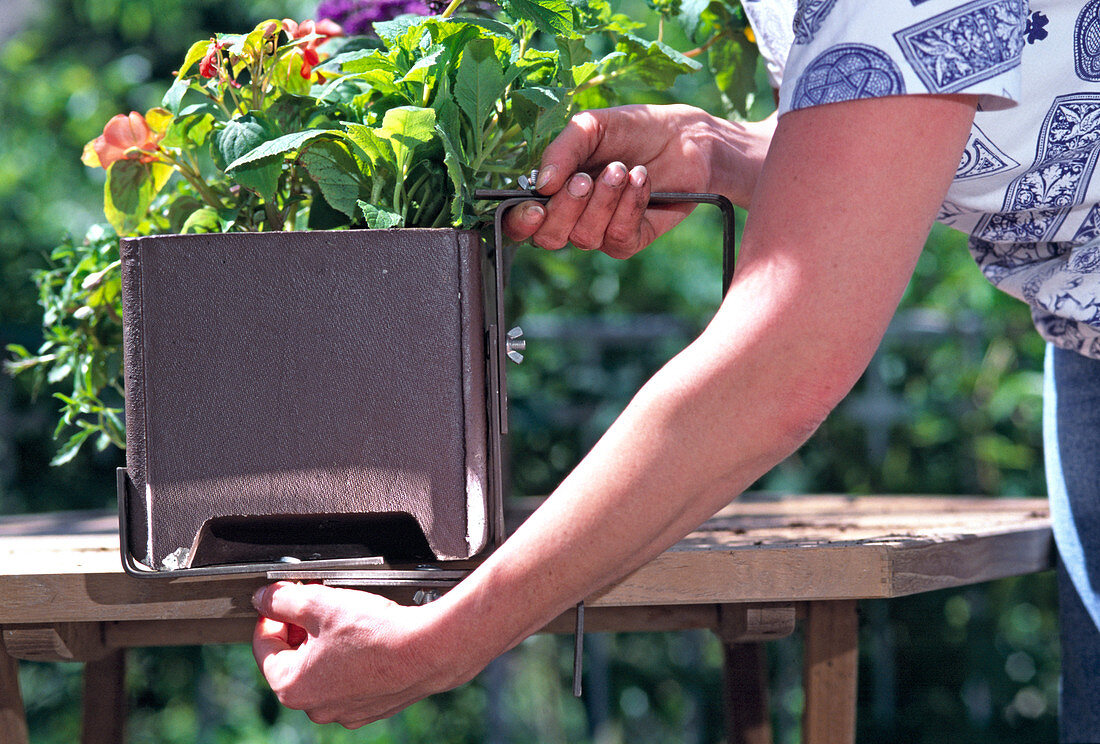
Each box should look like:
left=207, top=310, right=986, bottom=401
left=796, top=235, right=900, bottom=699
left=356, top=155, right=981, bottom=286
left=82, top=112, right=164, bottom=170
left=282, top=18, right=344, bottom=79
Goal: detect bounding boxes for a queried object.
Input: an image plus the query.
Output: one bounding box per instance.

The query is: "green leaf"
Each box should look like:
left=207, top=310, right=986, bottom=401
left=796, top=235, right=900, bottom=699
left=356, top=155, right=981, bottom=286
left=340, top=50, right=402, bottom=76
left=676, top=0, right=711, bottom=41
left=176, top=40, right=211, bottom=80
left=162, top=76, right=192, bottom=114
left=306, top=190, right=349, bottom=230
left=610, top=33, right=701, bottom=89
left=434, top=124, right=470, bottom=227
left=181, top=207, right=223, bottom=233
left=376, top=106, right=437, bottom=170
left=358, top=201, right=403, bottom=228
left=497, top=0, right=574, bottom=36
left=162, top=110, right=215, bottom=149
left=225, top=129, right=336, bottom=171
left=300, top=140, right=362, bottom=217
left=344, top=123, right=393, bottom=176
left=216, top=114, right=284, bottom=200
left=510, top=86, right=569, bottom=143
left=103, top=159, right=159, bottom=235
left=708, top=32, right=759, bottom=119
left=448, top=16, right=516, bottom=39
left=512, top=85, right=565, bottom=109
left=455, top=39, right=504, bottom=131
left=399, top=46, right=445, bottom=85
left=318, top=46, right=385, bottom=70
left=215, top=113, right=281, bottom=164
left=166, top=195, right=205, bottom=233
left=51, top=427, right=94, bottom=466
left=374, top=16, right=425, bottom=46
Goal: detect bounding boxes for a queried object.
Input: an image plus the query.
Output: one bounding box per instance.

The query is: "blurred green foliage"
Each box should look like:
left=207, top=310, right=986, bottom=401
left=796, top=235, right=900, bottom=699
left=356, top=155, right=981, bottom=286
left=1, top=0, right=1055, bottom=742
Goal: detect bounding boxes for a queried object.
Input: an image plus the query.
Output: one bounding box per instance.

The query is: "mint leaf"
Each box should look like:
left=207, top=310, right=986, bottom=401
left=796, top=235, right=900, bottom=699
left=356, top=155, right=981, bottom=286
left=225, top=129, right=337, bottom=171
left=377, top=106, right=437, bottom=169
left=456, top=39, right=504, bottom=130
left=215, top=114, right=283, bottom=200
left=300, top=140, right=363, bottom=217
left=435, top=124, right=469, bottom=226
left=358, top=201, right=403, bottom=228
left=498, top=0, right=574, bottom=36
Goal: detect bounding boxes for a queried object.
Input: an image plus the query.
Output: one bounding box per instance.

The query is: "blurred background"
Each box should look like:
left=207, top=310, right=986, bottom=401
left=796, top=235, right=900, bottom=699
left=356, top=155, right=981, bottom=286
left=0, top=0, right=1055, bottom=741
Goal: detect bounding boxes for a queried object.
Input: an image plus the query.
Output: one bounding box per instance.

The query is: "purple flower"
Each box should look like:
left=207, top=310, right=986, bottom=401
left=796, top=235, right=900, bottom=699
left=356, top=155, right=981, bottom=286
left=316, top=0, right=431, bottom=35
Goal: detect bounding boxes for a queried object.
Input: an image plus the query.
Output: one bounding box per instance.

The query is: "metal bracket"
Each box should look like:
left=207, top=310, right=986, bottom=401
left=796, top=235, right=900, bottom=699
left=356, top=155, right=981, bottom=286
left=474, top=188, right=737, bottom=471
left=573, top=600, right=585, bottom=698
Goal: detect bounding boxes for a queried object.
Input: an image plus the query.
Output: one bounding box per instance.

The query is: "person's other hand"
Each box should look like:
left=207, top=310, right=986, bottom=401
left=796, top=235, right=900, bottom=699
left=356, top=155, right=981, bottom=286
left=504, top=104, right=772, bottom=258
left=252, top=581, right=476, bottom=728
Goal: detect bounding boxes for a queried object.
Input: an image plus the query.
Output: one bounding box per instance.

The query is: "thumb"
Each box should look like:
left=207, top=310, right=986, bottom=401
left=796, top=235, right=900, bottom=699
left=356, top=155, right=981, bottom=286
left=252, top=581, right=328, bottom=632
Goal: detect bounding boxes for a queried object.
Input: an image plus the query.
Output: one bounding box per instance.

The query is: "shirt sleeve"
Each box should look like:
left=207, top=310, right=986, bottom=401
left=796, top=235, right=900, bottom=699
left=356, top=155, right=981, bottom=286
left=777, top=0, right=1027, bottom=116
left=742, top=0, right=798, bottom=89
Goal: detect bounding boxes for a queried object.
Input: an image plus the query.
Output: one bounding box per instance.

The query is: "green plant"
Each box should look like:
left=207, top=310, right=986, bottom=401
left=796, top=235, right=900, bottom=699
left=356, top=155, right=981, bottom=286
left=7, top=0, right=756, bottom=462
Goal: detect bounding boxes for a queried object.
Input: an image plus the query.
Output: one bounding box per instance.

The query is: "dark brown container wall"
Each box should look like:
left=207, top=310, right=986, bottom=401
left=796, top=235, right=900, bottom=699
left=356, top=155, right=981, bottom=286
left=119, top=229, right=496, bottom=571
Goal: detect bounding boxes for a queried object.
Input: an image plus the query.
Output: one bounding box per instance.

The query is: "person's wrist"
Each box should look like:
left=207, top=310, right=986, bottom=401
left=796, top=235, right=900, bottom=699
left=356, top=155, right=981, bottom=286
left=410, top=582, right=512, bottom=690
left=709, top=113, right=775, bottom=209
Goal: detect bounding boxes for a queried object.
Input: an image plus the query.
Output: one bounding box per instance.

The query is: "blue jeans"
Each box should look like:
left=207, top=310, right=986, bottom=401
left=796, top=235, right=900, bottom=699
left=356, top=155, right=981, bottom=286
left=1044, top=343, right=1100, bottom=743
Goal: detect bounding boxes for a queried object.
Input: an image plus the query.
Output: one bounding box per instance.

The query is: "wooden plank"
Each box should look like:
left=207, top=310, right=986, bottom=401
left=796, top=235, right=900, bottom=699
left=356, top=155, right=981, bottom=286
left=3, top=623, right=110, bottom=662
left=541, top=604, right=718, bottom=634
left=889, top=526, right=1054, bottom=597
left=0, top=638, right=29, bottom=744
left=105, top=618, right=256, bottom=649
left=718, top=604, right=797, bottom=644
left=100, top=604, right=722, bottom=650
left=591, top=543, right=892, bottom=606
left=82, top=649, right=126, bottom=744
left=723, top=642, right=772, bottom=744
left=802, top=600, right=858, bottom=744
left=0, top=496, right=1052, bottom=576
left=0, top=497, right=1054, bottom=624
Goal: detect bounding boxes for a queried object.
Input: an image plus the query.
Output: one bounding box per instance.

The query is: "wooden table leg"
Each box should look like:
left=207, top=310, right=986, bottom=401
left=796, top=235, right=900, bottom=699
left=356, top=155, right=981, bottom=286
left=0, top=637, right=30, bottom=744
left=82, top=648, right=126, bottom=744
left=802, top=600, right=858, bottom=744
left=723, top=641, right=772, bottom=744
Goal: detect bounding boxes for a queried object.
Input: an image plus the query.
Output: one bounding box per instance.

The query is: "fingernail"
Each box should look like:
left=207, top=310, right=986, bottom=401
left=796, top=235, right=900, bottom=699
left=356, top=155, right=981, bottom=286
left=567, top=173, right=592, bottom=198
left=535, top=165, right=556, bottom=191
left=523, top=203, right=545, bottom=224
left=629, top=165, right=647, bottom=188
left=603, top=162, right=626, bottom=187
left=252, top=586, right=268, bottom=610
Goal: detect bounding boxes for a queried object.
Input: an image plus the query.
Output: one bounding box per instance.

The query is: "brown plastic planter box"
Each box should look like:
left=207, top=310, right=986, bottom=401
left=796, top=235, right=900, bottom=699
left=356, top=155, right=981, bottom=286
left=117, top=228, right=506, bottom=575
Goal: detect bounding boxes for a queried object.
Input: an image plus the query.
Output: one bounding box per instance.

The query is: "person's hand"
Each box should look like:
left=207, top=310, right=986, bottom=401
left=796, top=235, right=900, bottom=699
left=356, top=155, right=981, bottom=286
left=251, top=581, right=479, bottom=728
left=504, top=104, right=774, bottom=258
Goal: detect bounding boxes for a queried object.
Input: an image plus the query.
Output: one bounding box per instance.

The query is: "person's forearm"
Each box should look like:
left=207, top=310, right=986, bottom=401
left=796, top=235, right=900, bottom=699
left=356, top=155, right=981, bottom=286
left=423, top=94, right=976, bottom=684
left=429, top=287, right=830, bottom=672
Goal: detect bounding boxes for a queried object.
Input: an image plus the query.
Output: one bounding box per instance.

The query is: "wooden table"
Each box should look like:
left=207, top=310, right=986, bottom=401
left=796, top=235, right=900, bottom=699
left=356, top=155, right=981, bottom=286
left=0, top=495, right=1054, bottom=744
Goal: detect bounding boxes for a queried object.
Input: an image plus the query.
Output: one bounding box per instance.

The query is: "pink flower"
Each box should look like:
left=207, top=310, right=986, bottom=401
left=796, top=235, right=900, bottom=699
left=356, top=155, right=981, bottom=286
left=199, top=39, right=229, bottom=79
left=83, top=112, right=164, bottom=170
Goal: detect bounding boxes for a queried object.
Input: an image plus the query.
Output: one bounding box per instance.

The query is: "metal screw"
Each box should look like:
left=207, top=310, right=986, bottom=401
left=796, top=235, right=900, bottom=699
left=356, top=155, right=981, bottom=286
left=506, top=326, right=526, bottom=364
left=518, top=169, right=539, bottom=190
left=413, top=589, right=441, bottom=605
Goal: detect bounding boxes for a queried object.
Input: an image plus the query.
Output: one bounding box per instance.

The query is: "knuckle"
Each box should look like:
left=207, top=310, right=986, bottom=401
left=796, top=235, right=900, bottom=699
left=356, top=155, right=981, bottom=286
left=569, top=230, right=600, bottom=252
left=276, top=688, right=304, bottom=710
left=604, top=223, right=637, bottom=248
left=534, top=233, right=567, bottom=251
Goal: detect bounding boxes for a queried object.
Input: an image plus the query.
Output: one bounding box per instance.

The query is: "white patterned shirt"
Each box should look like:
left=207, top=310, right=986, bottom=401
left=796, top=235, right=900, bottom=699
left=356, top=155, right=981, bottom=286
left=776, top=0, right=1100, bottom=358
